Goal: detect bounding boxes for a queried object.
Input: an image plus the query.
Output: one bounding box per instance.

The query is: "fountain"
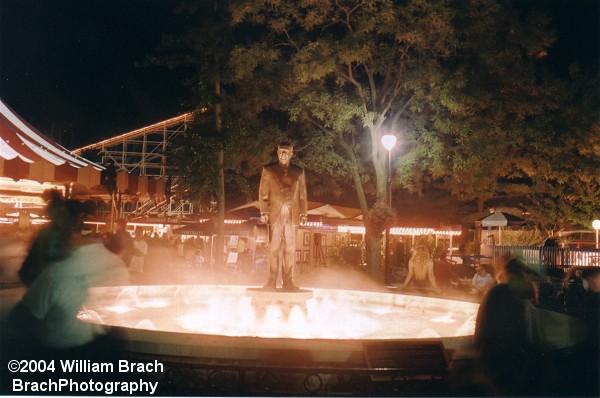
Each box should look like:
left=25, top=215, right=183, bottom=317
left=78, top=284, right=479, bottom=394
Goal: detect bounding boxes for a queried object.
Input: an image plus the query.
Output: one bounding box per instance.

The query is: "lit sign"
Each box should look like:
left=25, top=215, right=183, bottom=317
left=338, top=226, right=462, bottom=237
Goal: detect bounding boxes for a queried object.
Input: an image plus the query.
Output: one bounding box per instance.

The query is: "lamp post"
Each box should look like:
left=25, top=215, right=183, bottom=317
left=382, top=134, right=397, bottom=284
left=593, top=219, right=600, bottom=250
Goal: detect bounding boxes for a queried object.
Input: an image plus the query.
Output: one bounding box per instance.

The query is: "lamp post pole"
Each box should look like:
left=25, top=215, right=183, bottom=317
left=593, top=219, right=600, bottom=250
left=382, top=134, right=397, bottom=284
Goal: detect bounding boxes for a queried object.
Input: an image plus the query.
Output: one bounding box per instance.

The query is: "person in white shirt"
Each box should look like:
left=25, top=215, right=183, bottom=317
left=472, top=265, right=495, bottom=295
left=193, top=249, right=206, bottom=268
left=129, top=231, right=148, bottom=274
left=7, top=233, right=129, bottom=351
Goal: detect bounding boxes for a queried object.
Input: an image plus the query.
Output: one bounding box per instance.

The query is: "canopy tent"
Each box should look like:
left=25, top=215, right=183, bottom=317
left=226, top=201, right=460, bottom=238
left=0, top=99, right=105, bottom=218
left=479, top=212, right=526, bottom=227
left=0, top=99, right=104, bottom=219
left=308, top=203, right=363, bottom=220
left=477, top=212, right=527, bottom=244
left=172, top=219, right=260, bottom=237
left=228, top=201, right=363, bottom=220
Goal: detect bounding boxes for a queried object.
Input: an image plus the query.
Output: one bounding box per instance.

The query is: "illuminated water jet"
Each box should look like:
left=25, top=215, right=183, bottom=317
left=80, top=285, right=479, bottom=353
left=74, top=285, right=492, bottom=394
left=74, top=284, right=578, bottom=395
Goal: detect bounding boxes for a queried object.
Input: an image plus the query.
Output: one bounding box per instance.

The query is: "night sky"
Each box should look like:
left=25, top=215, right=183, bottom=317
left=0, top=0, right=189, bottom=148
left=1, top=0, right=598, bottom=149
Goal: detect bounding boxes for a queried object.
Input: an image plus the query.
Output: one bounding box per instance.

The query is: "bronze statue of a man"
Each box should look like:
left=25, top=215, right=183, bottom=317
left=259, top=143, right=308, bottom=291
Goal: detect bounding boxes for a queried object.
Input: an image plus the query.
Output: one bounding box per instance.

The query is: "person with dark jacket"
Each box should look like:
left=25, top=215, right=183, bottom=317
left=474, top=258, right=540, bottom=395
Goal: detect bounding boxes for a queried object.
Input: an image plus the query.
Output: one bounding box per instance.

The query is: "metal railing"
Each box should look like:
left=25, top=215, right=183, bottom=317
left=492, top=245, right=600, bottom=270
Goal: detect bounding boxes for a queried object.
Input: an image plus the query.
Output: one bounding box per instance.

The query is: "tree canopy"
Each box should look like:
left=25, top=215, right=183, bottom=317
left=154, top=0, right=599, bottom=278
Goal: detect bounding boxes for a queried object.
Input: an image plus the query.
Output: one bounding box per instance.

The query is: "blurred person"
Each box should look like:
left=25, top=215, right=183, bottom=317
left=563, top=267, right=588, bottom=317
left=541, top=237, right=561, bottom=267
left=0, top=233, right=29, bottom=283
left=471, top=265, right=495, bottom=296
left=537, top=267, right=566, bottom=311
left=586, top=269, right=600, bottom=293
left=403, top=245, right=440, bottom=293
left=193, top=249, right=206, bottom=268
left=6, top=222, right=129, bottom=357
left=18, top=190, right=94, bottom=286
left=183, top=237, right=196, bottom=267
left=570, top=268, right=589, bottom=290
left=252, top=247, right=267, bottom=275
left=433, top=251, right=453, bottom=294
left=129, top=231, right=148, bottom=274
left=106, top=218, right=133, bottom=266
left=574, top=269, right=600, bottom=395
left=582, top=269, right=600, bottom=337
left=259, top=143, right=308, bottom=291
left=176, top=237, right=184, bottom=258
left=474, top=258, right=540, bottom=395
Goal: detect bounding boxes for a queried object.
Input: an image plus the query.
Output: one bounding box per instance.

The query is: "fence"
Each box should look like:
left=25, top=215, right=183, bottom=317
left=492, top=245, right=600, bottom=271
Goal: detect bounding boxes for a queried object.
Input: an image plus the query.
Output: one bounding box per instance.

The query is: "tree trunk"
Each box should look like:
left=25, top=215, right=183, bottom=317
left=365, top=228, right=383, bottom=282
left=339, top=130, right=386, bottom=283
left=215, top=78, right=225, bottom=268
left=474, top=196, right=485, bottom=255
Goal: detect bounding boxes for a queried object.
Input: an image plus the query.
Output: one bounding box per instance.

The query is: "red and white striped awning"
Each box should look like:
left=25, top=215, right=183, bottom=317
left=0, top=98, right=102, bottom=170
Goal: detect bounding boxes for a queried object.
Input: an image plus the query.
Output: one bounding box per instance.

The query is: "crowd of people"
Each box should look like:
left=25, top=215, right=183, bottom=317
left=0, top=190, right=237, bottom=385
left=397, top=243, right=599, bottom=395
left=401, top=243, right=598, bottom=319
left=82, top=221, right=211, bottom=278
left=0, top=191, right=598, bottom=396
left=473, top=256, right=599, bottom=396
left=399, top=245, right=495, bottom=298
left=0, top=192, right=211, bottom=359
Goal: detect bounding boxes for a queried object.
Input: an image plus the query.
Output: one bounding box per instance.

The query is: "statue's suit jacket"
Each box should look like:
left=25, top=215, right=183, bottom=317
left=259, top=163, right=308, bottom=225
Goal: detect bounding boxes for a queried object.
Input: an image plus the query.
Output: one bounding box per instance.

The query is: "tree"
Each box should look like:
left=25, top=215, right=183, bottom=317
left=227, top=0, right=560, bottom=280
left=149, top=0, right=236, bottom=266
left=393, top=3, right=599, bottom=231
left=153, top=0, right=597, bottom=277
left=397, top=4, right=559, bottom=199
left=150, top=1, right=295, bottom=268
left=525, top=69, right=600, bottom=229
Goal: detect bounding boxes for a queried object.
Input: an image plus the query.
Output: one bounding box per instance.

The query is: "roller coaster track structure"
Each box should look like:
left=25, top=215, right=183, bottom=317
left=73, top=112, right=194, bottom=178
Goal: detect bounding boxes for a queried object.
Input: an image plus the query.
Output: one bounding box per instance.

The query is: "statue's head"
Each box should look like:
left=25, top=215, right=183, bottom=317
left=277, top=143, right=293, bottom=166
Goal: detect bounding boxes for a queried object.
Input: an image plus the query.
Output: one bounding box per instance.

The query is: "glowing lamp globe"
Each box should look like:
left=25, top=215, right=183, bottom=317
left=382, top=134, right=397, bottom=151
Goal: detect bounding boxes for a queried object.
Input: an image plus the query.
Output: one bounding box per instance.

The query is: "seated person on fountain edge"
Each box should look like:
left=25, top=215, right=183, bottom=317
left=472, top=265, right=496, bottom=295
left=6, top=206, right=129, bottom=357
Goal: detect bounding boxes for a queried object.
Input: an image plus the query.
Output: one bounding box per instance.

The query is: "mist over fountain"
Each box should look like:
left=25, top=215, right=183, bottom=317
left=75, top=283, right=480, bottom=394
left=79, top=285, right=478, bottom=341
